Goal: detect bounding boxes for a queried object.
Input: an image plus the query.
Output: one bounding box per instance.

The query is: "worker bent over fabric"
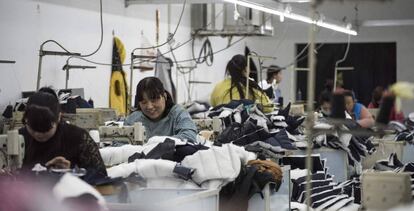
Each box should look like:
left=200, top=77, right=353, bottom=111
left=19, top=88, right=107, bottom=177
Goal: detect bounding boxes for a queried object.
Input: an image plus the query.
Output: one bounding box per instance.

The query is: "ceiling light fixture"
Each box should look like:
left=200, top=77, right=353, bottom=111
left=223, top=0, right=357, bottom=35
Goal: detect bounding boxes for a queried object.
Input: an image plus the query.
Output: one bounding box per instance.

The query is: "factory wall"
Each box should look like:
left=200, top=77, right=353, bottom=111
left=1, top=0, right=413, bottom=114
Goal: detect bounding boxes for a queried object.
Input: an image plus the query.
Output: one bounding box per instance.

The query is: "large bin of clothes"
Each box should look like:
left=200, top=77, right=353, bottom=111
left=106, top=187, right=219, bottom=211
left=248, top=166, right=291, bottom=211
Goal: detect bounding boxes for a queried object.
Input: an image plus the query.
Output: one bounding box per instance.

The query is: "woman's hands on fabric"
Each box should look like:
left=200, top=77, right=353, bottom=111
left=46, top=156, right=71, bottom=169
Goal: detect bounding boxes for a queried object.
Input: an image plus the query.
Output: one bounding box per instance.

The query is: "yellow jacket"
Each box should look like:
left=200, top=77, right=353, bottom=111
left=210, top=78, right=274, bottom=113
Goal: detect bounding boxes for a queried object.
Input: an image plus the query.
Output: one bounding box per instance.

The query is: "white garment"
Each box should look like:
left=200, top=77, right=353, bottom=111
left=53, top=173, right=106, bottom=207
left=259, top=80, right=271, bottom=90
left=100, top=145, right=144, bottom=166
left=181, top=144, right=256, bottom=189
left=107, top=159, right=177, bottom=179
left=100, top=136, right=187, bottom=166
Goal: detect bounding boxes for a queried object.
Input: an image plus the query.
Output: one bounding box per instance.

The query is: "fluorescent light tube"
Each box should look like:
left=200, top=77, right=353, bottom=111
left=223, top=0, right=357, bottom=35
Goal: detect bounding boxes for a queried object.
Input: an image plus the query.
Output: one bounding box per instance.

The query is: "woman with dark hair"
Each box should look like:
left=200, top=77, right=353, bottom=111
left=19, top=89, right=107, bottom=176
left=368, top=86, right=384, bottom=108
left=318, top=90, right=332, bottom=117
left=258, top=65, right=283, bottom=104
left=368, top=86, right=404, bottom=122
left=125, top=77, right=197, bottom=142
left=343, top=90, right=375, bottom=128
left=210, top=54, right=273, bottom=112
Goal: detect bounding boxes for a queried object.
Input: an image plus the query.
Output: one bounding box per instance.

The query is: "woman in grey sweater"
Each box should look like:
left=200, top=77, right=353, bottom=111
left=125, top=77, right=197, bottom=142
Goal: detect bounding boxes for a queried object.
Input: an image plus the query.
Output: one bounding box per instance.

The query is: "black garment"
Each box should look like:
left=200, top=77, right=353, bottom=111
left=127, top=139, right=208, bottom=163
left=217, top=119, right=271, bottom=146
left=61, top=96, right=93, bottom=114
left=145, top=139, right=176, bottom=160
left=19, top=122, right=107, bottom=177
left=2, top=105, right=13, bottom=118
left=173, top=144, right=209, bottom=162
left=220, top=165, right=279, bottom=211
left=281, top=155, right=324, bottom=173
left=263, top=129, right=297, bottom=150
left=264, top=87, right=274, bottom=99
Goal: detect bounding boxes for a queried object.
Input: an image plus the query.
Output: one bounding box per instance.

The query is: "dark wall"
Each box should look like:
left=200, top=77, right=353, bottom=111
left=296, top=42, right=396, bottom=106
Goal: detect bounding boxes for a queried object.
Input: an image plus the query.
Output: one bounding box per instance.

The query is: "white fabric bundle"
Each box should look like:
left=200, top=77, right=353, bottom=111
left=107, top=159, right=177, bottom=179
left=100, top=144, right=144, bottom=166
left=100, top=136, right=187, bottom=166
left=181, top=143, right=256, bottom=189
left=53, top=173, right=106, bottom=207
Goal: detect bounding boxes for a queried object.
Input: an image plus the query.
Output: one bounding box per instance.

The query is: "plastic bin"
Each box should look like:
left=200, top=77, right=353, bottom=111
left=403, top=143, right=414, bottom=163
left=248, top=166, right=291, bottom=211
left=362, top=140, right=405, bottom=169
left=106, top=187, right=219, bottom=211
left=292, top=148, right=348, bottom=182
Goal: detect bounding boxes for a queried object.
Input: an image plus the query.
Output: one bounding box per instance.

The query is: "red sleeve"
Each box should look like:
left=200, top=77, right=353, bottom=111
left=390, top=107, right=405, bottom=122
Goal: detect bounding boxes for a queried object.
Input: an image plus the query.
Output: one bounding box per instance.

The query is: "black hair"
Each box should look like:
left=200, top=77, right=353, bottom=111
left=134, top=77, right=174, bottom=116
left=371, top=86, right=384, bottom=107
left=323, top=79, right=334, bottom=92
left=226, top=54, right=263, bottom=101
left=266, top=65, right=282, bottom=82
left=23, top=91, right=60, bottom=132
left=319, top=90, right=332, bottom=107
left=343, top=90, right=355, bottom=100
left=38, top=86, right=58, bottom=100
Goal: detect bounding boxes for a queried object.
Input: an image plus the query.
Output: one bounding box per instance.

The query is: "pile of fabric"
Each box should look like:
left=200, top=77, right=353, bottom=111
left=285, top=155, right=360, bottom=211
left=310, top=119, right=376, bottom=175
left=208, top=101, right=305, bottom=157
left=99, top=135, right=284, bottom=211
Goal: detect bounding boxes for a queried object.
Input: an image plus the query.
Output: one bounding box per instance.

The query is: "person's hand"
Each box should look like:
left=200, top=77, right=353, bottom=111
left=46, top=156, right=71, bottom=169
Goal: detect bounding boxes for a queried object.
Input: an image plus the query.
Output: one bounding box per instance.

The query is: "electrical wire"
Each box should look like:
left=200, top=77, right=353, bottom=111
left=67, top=8, right=225, bottom=67
left=335, top=34, right=351, bottom=68
left=131, top=0, right=187, bottom=52
left=67, top=0, right=195, bottom=67
left=81, top=0, right=104, bottom=57
left=191, top=37, right=214, bottom=66
left=40, top=0, right=104, bottom=58
left=333, top=34, right=351, bottom=91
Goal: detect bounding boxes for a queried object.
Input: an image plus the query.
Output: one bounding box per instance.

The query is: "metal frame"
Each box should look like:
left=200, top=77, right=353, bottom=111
left=36, top=42, right=80, bottom=90
left=0, top=60, right=16, bottom=64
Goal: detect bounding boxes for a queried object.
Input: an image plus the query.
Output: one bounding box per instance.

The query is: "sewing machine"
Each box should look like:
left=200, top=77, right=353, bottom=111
left=2, top=111, right=24, bottom=133
left=193, top=117, right=222, bottom=133
left=361, top=171, right=412, bottom=210
left=61, top=108, right=117, bottom=130
left=99, top=122, right=146, bottom=145
left=0, top=130, right=25, bottom=171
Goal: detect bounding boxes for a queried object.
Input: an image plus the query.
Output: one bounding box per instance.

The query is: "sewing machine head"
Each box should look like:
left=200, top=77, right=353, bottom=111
left=99, top=122, right=146, bottom=145
left=0, top=130, right=25, bottom=171
left=61, top=108, right=117, bottom=130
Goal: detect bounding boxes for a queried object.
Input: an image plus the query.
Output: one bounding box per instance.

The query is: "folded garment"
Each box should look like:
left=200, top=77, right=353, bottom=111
left=325, top=197, right=354, bottom=211
left=306, top=187, right=342, bottom=204
left=281, top=155, right=324, bottom=173
left=263, top=129, right=297, bottom=150
left=53, top=173, right=106, bottom=208
left=185, top=101, right=210, bottom=115
left=314, top=194, right=348, bottom=210
left=100, top=145, right=144, bottom=166
left=107, top=159, right=177, bottom=179
left=293, top=172, right=327, bottom=185
left=298, top=185, right=335, bottom=203
left=181, top=144, right=256, bottom=189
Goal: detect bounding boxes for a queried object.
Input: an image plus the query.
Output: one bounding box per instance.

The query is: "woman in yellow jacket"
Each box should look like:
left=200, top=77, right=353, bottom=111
left=210, top=54, right=274, bottom=113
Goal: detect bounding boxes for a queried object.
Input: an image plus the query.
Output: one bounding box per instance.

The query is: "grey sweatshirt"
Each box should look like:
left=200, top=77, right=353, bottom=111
left=124, top=104, right=197, bottom=142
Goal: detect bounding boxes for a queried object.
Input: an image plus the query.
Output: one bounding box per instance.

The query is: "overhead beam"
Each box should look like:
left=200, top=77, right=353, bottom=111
left=125, top=0, right=222, bottom=6
left=125, top=0, right=273, bottom=6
